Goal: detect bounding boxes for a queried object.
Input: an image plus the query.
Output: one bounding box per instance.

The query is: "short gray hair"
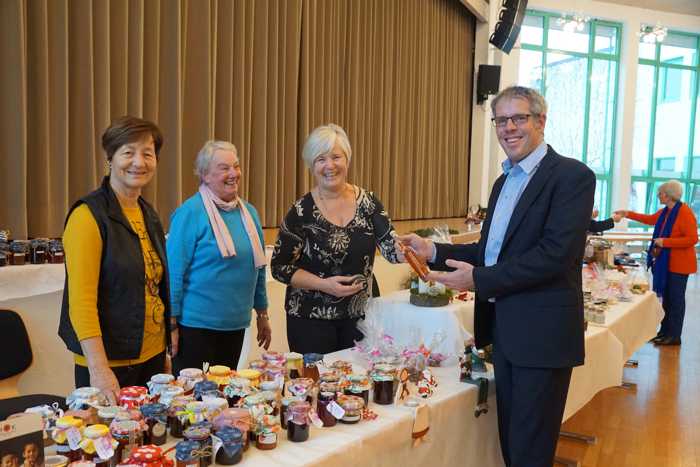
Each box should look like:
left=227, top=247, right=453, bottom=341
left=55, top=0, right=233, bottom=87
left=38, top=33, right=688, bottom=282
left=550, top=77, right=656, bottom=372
left=194, top=140, right=238, bottom=181
left=302, top=124, right=352, bottom=168
left=658, top=180, right=683, bottom=201
left=491, top=85, right=548, bottom=116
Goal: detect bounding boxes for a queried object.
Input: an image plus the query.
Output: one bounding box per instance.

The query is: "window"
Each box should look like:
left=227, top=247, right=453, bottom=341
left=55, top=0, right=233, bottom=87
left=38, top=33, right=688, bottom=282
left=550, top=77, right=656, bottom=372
left=631, top=31, right=700, bottom=226
left=518, top=12, right=621, bottom=218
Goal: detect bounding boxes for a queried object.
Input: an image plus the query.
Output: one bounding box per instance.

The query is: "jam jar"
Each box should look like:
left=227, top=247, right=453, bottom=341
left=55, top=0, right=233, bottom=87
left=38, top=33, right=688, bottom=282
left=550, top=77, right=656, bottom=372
left=9, top=240, right=29, bottom=265
left=140, top=403, right=168, bottom=445
left=110, top=420, right=143, bottom=464
left=178, top=368, right=204, bottom=395
left=147, top=374, right=175, bottom=399
left=52, top=416, right=84, bottom=462
left=316, top=391, right=338, bottom=428
left=262, top=366, right=286, bottom=386
left=168, top=395, right=194, bottom=438
left=224, top=408, right=251, bottom=451
left=97, top=406, right=121, bottom=426
left=236, top=369, right=261, bottom=389
left=182, top=401, right=208, bottom=425
left=79, top=424, right=117, bottom=466
left=302, top=353, right=324, bottom=382
left=30, top=238, right=48, bottom=264
left=247, top=360, right=267, bottom=372
left=175, top=440, right=201, bottom=467
left=119, top=386, right=150, bottom=409
left=261, top=351, right=286, bottom=368
left=344, top=374, right=371, bottom=407
left=213, top=427, right=243, bottom=465
left=206, top=365, right=232, bottom=390
left=255, top=415, right=280, bottom=451
left=259, top=390, right=279, bottom=417
left=286, top=378, right=314, bottom=403
left=286, top=401, right=311, bottom=442
left=158, top=385, right=185, bottom=408
left=284, top=352, right=303, bottom=379
left=223, top=378, right=250, bottom=408
left=183, top=426, right=212, bottom=467
left=0, top=252, right=7, bottom=267
left=371, top=364, right=397, bottom=405
left=193, top=381, right=219, bottom=401
left=47, top=239, right=64, bottom=263
left=125, top=445, right=173, bottom=467
left=337, top=394, right=364, bottom=424
left=330, top=360, right=353, bottom=376
left=202, top=397, right=228, bottom=421
left=280, top=396, right=303, bottom=429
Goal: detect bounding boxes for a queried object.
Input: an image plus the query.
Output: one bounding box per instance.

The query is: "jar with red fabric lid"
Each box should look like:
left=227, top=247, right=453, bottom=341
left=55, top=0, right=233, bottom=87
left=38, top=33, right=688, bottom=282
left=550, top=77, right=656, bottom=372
left=119, top=387, right=150, bottom=409
left=123, top=445, right=173, bottom=467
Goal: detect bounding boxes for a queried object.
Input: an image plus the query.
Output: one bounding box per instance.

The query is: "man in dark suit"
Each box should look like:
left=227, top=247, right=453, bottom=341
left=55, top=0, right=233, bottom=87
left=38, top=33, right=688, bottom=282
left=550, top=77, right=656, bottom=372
left=398, top=86, right=596, bottom=467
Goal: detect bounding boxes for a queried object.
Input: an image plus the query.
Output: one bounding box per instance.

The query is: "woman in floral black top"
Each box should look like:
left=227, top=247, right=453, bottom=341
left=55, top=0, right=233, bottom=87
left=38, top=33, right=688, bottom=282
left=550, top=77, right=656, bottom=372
left=271, top=124, right=399, bottom=354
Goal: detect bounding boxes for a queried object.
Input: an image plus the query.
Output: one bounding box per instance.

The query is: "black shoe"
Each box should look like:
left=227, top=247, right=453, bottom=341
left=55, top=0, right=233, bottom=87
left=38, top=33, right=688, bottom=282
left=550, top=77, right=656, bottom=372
left=649, top=333, right=665, bottom=343
left=655, top=336, right=681, bottom=346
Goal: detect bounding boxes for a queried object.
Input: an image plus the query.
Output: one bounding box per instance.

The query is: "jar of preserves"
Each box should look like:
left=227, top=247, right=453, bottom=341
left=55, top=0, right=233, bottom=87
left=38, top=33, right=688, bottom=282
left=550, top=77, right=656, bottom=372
left=302, top=354, right=324, bottom=382
left=344, top=374, right=371, bottom=407
left=47, top=239, right=65, bottom=264
left=371, top=364, right=397, bottom=405
left=119, top=386, right=150, bottom=409
left=206, top=366, right=232, bottom=390
left=146, top=374, right=175, bottom=399
left=259, top=390, right=279, bottom=417
left=262, top=366, right=285, bottom=386
left=316, top=391, right=338, bottom=428
left=123, top=445, right=173, bottom=467
left=183, top=426, right=212, bottom=467
left=261, top=351, right=286, bottom=368
left=158, top=386, right=185, bottom=408
left=336, top=395, right=364, bottom=424
left=284, top=352, right=303, bottom=379
left=52, top=416, right=84, bottom=462
left=168, top=395, right=194, bottom=438
left=247, top=360, right=267, bottom=371
left=213, top=427, right=243, bottom=465
left=174, top=440, right=200, bottom=467
left=330, top=360, right=353, bottom=376
left=193, top=381, right=219, bottom=401
left=201, top=397, right=227, bottom=421
left=255, top=415, right=280, bottom=451
left=223, top=408, right=251, bottom=451
left=30, top=239, right=48, bottom=264
left=140, top=403, right=167, bottom=446
left=97, top=406, right=121, bottom=427
left=66, top=387, right=107, bottom=423
left=178, top=369, right=204, bottom=395
left=181, top=401, right=207, bottom=426
left=9, top=241, right=29, bottom=266
left=222, top=378, right=250, bottom=408
left=79, top=424, right=118, bottom=466
left=286, top=401, right=312, bottom=442
left=279, top=396, right=303, bottom=429
left=236, top=369, right=261, bottom=389
left=110, top=420, right=143, bottom=464
left=286, top=378, right=314, bottom=403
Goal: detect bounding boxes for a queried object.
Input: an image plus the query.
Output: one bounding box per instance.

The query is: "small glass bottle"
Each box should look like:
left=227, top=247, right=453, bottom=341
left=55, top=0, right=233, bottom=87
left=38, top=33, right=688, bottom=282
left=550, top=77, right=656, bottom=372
left=284, top=352, right=304, bottom=380
left=52, top=416, right=84, bottom=463
left=286, top=401, right=311, bottom=442
left=214, top=427, right=243, bottom=465
left=392, top=232, right=430, bottom=280
left=302, top=354, right=324, bottom=382
left=140, top=403, right=168, bottom=446
left=175, top=440, right=201, bottom=467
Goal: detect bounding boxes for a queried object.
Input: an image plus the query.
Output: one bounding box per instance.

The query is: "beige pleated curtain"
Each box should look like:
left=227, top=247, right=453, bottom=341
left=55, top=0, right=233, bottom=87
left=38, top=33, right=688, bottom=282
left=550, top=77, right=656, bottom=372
left=0, top=0, right=474, bottom=239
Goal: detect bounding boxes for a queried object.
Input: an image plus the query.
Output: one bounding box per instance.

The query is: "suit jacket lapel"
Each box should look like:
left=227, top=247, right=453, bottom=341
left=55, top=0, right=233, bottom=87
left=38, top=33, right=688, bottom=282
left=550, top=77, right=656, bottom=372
left=500, top=149, right=559, bottom=250
left=478, top=174, right=506, bottom=264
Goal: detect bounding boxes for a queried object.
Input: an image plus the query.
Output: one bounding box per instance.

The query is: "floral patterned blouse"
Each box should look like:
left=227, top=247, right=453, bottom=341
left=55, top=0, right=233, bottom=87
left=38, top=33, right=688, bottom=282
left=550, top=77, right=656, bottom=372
left=271, top=188, right=399, bottom=320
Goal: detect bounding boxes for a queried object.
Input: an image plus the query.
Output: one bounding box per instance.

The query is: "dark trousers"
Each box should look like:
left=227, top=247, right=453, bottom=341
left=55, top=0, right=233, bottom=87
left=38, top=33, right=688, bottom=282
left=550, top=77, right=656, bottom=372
left=660, top=272, right=689, bottom=338
left=287, top=316, right=362, bottom=354
left=75, top=352, right=165, bottom=388
left=172, top=325, right=245, bottom=375
left=493, top=333, right=572, bottom=467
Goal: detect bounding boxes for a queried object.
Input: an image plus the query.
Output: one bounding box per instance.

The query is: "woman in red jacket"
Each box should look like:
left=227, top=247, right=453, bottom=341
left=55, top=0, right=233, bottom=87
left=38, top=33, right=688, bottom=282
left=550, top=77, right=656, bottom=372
left=616, top=180, right=698, bottom=345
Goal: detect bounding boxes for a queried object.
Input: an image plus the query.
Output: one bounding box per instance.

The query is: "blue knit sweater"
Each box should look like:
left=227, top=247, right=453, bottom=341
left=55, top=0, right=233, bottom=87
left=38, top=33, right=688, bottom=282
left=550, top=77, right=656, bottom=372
left=167, top=193, right=268, bottom=331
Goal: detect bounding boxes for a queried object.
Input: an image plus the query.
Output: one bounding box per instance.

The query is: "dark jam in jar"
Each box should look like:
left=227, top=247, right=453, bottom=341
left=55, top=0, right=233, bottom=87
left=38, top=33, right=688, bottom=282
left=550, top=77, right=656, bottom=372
left=373, top=379, right=396, bottom=405
left=316, top=392, right=337, bottom=428
left=286, top=400, right=311, bottom=442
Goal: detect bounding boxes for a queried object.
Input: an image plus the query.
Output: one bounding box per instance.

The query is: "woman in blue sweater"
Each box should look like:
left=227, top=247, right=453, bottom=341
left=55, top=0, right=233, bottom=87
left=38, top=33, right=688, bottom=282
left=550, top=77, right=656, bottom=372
left=167, top=140, right=271, bottom=373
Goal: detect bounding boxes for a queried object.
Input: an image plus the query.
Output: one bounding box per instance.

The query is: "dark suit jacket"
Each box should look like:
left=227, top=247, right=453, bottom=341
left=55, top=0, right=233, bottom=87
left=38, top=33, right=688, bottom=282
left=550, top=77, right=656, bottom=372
left=433, top=146, right=595, bottom=368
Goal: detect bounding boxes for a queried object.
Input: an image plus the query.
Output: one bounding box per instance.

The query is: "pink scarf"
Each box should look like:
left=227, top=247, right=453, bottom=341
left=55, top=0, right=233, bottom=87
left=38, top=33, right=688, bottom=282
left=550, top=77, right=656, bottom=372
left=198, top=184, right=266, bottom=268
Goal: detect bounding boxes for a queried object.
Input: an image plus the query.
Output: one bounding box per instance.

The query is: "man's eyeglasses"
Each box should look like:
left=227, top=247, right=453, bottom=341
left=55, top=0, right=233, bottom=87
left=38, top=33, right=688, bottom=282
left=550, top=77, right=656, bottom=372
left=491, top=114, right=534, bottom=128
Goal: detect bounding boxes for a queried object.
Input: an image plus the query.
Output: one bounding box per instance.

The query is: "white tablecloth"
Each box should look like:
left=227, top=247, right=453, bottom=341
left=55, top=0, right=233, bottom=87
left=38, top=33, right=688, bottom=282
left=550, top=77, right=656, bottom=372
left=0, top=263, right=65, bottom=300
left=588, top=291, right=663, bottom=361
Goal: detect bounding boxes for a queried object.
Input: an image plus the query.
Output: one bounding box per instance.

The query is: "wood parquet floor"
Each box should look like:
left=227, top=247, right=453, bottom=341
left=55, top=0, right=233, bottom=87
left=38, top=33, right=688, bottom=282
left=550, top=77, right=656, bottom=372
left=556, top=272, right=700, bottom=467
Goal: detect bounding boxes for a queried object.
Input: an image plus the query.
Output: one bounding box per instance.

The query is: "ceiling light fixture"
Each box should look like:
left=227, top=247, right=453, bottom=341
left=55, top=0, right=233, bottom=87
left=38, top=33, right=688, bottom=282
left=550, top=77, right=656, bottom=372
left=557, top=13, right=590, bottom=34
left=638, top=23, right=668, bottom=44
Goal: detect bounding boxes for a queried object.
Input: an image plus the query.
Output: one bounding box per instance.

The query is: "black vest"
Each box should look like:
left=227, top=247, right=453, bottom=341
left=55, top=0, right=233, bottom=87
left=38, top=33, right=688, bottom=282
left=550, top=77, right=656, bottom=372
left=58, top=177, right=171, bottom=360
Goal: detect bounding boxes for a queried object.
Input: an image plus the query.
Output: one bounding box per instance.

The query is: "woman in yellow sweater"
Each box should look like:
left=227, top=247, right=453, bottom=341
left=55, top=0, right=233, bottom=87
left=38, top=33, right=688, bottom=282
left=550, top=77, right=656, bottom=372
left=58, top=116, right=171, bottom=404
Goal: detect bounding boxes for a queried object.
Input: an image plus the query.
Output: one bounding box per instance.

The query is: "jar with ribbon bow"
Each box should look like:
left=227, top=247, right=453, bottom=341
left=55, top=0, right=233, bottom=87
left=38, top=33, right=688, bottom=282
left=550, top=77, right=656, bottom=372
left=183, top=426, right=212, bottom=467
left=140, top=403, right=168, bottom=445
left=51, top=416, right=84, bottom=462
left=255, top=414, right=281, bottom=451
left=79, top=424, right=118, bottom=465
left=222, top=378, right=251, bottom=408
left=168, top=395, right=194, bottom=438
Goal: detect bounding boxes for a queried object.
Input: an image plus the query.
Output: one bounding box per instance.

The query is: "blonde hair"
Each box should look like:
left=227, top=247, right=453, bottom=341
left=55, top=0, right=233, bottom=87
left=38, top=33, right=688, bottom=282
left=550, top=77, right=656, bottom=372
left=301, top=124, right=352, bottom=168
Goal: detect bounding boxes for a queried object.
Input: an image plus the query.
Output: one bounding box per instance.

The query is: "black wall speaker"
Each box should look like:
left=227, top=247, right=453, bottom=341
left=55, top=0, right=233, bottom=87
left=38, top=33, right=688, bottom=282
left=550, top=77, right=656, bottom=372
left=489, top=0, right=528, bottom=54
left=476, top=65, right=501, bottom=104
